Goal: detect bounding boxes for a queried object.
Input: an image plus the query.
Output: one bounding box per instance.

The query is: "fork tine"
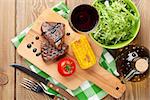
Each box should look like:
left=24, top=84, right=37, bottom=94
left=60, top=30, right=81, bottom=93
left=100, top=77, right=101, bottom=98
left=23, top=78, right=36, bottom=85
left=20, top=82, right=32, bottom=90
left=23, top=78, right=39, bottom=90
left=23, top=79, right=38, bottom=89
left=21, top=80, right=36, bottom=91
left=22, top=78, right=34, bottom=88
left=23, top=78, right=39, bottom=87
left=20, top=82, right=36, bottom=92
left=21, top=78, right=60, bottom=99
left=22, top=78, right=37, bottom=86
left=21, top=78, right=38, bottom=92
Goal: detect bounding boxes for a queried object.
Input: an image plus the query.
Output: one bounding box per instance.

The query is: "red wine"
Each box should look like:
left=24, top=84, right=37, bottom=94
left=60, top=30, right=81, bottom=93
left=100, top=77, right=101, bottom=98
left=70, top=4, right=99, bottom=32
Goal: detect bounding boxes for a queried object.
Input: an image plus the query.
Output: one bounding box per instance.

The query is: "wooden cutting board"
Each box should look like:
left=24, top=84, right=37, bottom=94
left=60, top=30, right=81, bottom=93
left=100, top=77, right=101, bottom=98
left=17, top=9, right=126, bottom=98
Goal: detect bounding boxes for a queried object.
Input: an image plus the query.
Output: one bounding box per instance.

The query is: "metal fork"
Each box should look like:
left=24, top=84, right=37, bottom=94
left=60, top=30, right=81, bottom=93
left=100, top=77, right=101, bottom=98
left=20, top=78, right=62, bottom=100
left=121, top=69, right=141, bottom=83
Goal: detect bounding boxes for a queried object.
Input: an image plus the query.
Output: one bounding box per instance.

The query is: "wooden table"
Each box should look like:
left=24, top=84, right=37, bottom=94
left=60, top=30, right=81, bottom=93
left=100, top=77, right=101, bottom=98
left=0, top=0, right=149, bottom=100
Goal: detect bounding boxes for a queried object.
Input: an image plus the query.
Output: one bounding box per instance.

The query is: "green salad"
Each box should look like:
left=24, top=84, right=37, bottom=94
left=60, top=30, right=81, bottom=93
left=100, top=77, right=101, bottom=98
left=92, top=0, right=140, bottom=45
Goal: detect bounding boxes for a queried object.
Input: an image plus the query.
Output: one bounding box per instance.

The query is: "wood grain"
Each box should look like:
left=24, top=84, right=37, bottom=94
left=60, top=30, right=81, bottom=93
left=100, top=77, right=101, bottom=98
left=0, top=0, right=15, bottom=100
left=136, top=0, right=150, bottom=49
left=0, top=0, right=149, bottom=100
left=15, top=0, right=65, bottom=100
left=67, top=0, right=150, bottom=100
left=103, top=0, right=150, bottom=100
left=17, top=9, right=125, bottom=98
left=66, top=0, right=92, bottom=10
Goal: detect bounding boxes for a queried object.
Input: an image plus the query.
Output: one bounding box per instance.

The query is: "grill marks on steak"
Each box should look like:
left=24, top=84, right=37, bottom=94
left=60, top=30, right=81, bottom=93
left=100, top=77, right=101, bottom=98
left=41, top=22, right=68, bottom=62
left=41, top=22, right=65, bottom=50
left=41, top=41, right=68, bottom=62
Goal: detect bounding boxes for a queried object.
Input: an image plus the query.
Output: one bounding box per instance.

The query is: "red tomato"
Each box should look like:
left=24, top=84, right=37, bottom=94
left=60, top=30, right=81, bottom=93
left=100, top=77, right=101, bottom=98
left=58, top=58, right=76, bottom=76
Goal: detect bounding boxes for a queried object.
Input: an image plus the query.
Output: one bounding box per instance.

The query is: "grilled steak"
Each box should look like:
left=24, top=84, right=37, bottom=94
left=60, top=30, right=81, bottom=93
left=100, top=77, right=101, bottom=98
left=41, top=40, right=68, bottom=62
left=41, top=22, right=65, bottom=50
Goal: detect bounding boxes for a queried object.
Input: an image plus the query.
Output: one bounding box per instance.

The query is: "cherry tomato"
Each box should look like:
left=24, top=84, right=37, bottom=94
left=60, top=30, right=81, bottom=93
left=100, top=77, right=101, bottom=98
left=58, top=58, right=76, bottom=76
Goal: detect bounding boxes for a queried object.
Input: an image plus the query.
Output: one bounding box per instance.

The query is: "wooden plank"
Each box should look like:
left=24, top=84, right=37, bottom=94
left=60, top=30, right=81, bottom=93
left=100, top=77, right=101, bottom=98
left=66, top=1, right=114, bottom=100
left=15, top=0, right=150, bottom=100
left=136, top=0, right=150, bottom=49
left=0, top=0, right=16, bottom=100
left=128, top=0, right=150, bottom=100
left=106, top=0, right=150, bottom=100
left=17, top=8, right=126, bottom=98
left=67, top=0, right=150, bottom=100
left=66, top=0, right=92, bottom=10
left=123, top=1, right=150, bottom=100
left=15, top=0, right=65, bottom=100
left=104, top=0, right=150, bottom=100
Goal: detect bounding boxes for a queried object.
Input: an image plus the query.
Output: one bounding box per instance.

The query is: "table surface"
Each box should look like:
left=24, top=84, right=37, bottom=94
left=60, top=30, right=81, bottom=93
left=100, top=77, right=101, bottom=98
left=0, top=0, right=150, bottom=100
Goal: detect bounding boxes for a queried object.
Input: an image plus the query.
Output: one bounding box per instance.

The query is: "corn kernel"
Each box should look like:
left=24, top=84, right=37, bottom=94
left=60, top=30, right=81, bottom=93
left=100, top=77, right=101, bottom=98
left=71, top=35, right=96, bottom=69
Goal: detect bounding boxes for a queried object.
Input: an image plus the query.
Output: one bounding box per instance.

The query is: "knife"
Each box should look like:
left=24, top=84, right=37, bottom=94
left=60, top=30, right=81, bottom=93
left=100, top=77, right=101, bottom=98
left=10, top=64, right=78, bottom=100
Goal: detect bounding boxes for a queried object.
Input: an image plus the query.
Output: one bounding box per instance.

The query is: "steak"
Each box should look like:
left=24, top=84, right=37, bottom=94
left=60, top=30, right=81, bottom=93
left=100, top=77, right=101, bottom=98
left=41, top=40, right=68, bottom=62
left=41, top=22, right=65, bottom=50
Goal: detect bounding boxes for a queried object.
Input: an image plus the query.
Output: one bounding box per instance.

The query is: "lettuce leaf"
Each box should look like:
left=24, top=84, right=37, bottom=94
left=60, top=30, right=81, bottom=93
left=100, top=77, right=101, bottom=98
left=92, top=0, right=139, bottom=45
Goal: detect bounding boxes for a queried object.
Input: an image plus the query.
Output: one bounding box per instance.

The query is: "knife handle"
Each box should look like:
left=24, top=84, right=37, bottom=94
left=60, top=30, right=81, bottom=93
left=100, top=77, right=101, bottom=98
left=47, top=82, right=78, bottom=100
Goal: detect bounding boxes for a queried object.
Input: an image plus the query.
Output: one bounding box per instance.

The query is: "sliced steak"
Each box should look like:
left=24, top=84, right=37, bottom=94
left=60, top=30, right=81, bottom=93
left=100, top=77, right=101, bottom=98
left=41, top=40, right=68, bottom=62
left=41, top=22, right=65, bottom=50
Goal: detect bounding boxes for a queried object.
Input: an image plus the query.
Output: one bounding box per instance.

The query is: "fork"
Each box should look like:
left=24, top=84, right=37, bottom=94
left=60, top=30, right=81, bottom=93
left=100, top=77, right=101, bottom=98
left=20, top=78, right=63, bottom=100
left=121, top=69, right=141, bottom=83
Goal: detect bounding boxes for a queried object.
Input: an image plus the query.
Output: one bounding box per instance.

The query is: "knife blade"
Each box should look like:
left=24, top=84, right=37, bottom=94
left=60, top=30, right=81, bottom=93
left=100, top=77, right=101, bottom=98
left=10, top=64, right=78, bottom=100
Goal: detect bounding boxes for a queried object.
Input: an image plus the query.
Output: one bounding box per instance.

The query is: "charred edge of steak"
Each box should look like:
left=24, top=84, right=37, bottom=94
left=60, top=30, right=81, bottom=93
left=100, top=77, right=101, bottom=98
left=41, top=22, right=65, bottom=50
left=41, top=40, right=68, bottom=62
